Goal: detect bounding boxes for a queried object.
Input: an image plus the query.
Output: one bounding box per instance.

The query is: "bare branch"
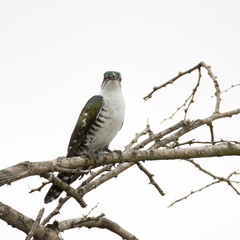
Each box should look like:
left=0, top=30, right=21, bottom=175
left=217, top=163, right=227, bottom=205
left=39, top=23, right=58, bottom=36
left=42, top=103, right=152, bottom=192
left=136, top=162, right=165, bottom=196
left=184, top=67, right=202, bottom=120
left=41, top=173, right=87, bottom=208
left=1, top=140, right=240, bottom=187
left=0, top=201, right=60, bottom=240
left=151, top=108, right=240, bottom=149
left=207, top=122, right=215, bottom=144
left=42, top=196, right=70, bottom=226
left=200, top=62, right=221, bottom=113
left=133, top=120, right=190, bottom=150
left=80, top=164, right=113, bottom=187
left=220, top=83, right=240, bottom=94
left=143, top=62, right=203, bottom=100
left=42, top=162, right=135, bottom=225
left=168, top=167, right=240, bottom=207
left=25, top=208, right=45, bottom=240
left=58, top=214, right=139, bottom=240
left=29, top=181, right=50, bottom=194
left=161, top=68, right=202, bottom=123
left=144, top=61, right=221, bottom=114
left=168, top=180, right=220, bottom=207
left=124, top=121, right=153, bottom=151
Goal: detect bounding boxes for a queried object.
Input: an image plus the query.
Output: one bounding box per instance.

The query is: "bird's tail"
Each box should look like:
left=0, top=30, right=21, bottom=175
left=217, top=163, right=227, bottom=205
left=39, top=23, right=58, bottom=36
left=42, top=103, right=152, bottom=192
left=44, top=172, right=80, bottom=204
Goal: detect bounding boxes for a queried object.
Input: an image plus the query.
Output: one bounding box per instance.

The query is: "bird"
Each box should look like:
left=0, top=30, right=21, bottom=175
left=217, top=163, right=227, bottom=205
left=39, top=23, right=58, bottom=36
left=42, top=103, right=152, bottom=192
left=44, top=71, right=125, bottom=203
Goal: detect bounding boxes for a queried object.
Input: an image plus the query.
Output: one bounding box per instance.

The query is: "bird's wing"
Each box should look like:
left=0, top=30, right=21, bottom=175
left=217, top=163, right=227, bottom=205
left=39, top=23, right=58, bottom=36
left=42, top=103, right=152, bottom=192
left=66, top=95, right=104, bottom=157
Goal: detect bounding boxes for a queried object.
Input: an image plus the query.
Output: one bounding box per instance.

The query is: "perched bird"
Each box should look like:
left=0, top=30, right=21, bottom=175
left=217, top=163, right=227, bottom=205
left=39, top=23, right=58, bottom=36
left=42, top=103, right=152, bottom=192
left=44, top=71, right=125, bottom=203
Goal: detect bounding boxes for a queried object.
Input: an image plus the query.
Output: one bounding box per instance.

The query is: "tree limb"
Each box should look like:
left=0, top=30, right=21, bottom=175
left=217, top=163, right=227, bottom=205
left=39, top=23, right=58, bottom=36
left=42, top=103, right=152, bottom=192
left=25, top=208, right=45, bottom=240
left=58, top=214, right=139, bottom=240
left=0, top=202, right=60, bottom=240
left=1, top=142, right=240, bottom=187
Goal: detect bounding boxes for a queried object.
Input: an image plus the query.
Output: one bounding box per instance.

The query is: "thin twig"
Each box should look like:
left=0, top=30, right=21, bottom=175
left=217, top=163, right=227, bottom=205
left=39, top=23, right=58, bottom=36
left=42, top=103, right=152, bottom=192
left=124, top=120, right=152, bottom=151
left=168, top=166, right=240, bottom=207
left=207, top=122, right=215, bottom=144
left=25, top=208, right=45, bottom=240
left=220, top=83, right=240, bottom=94
left=161, top=68, right=202, bottom=123
left=200, top=62, right=221, bottom=113
left=41, top=173, right=87, bottom=208
left=143, top=62, right=203, bottom=100
left=42, top=163, right=135, bottom=225
left=184, top=67, right=202, bottom=120
left=134, top=120, right=190, bottom=150
left=144, top=62, right=221, bottom=115
left=42, top=197, right=70, bottom=225
left=136, top=162, right=165, bottom=196
left=168, top=181, right=220, bottom=207
left=29, top=181, right=50, bottom=193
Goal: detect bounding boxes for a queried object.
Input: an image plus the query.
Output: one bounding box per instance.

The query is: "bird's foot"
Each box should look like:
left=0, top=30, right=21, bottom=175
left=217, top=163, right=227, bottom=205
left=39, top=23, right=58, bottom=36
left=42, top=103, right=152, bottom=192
left=85, top=150, right=98, bottom=167
left=113, top=149, right=122, bottom=157
left=102, top=147, right=122, bottom=157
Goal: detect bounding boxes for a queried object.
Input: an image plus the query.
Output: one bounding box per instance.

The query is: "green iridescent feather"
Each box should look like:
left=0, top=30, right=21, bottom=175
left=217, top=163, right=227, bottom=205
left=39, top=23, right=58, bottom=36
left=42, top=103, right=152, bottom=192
left=67, top=95, right=103, bottom=157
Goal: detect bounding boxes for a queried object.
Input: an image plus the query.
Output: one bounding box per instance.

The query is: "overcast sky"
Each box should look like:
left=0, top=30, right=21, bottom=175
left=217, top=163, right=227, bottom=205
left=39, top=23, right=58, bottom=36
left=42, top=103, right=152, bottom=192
left=1, top=1, right=240, bottom=239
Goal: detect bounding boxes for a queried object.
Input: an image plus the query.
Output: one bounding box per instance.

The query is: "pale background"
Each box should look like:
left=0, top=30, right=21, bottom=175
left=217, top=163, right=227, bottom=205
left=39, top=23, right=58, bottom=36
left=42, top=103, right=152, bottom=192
left=0, top=0, right=240, bottom=239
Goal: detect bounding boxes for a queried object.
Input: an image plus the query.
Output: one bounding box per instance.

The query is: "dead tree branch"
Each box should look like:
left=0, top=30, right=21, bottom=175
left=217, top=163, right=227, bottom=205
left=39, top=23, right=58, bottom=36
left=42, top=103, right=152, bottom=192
left=137, top=162, right=165, bottom=196
left=168, top=169, right=240, bottom=207
left=0, top=202, right=61, bottom=240
left=144, top=61, right=221, bottom=114
left=1, top=141, right=240, bottom=187
left=58, top=215, right=139, bottom=240
left=25, top=208, right=45, bottom=240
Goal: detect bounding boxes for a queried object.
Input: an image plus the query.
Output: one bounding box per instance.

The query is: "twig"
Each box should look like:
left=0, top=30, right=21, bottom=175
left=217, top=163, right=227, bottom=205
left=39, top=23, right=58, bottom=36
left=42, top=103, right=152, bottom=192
left=220, top=83, right=240, bottom=94
left=168, top=166, right=240, bottom=207
left=41, top=173, right=87, bottom=208
left=29, top=181, right=50, bottom=193
left=136, top=162, right=165, bottom=196
left=134, top=120, right=190, bottom=150
left=160, top=68, right=202, bottom=123
left=151, top=108, right=240, bottom=149
left=207, top=122, right=215, bottom=144
left=200, top=62, right=221, bottom=113
left=42, top=196, right=70, bottom=226
left=168, top=180, right=220, bottom=207
left=170, top=139, right=240, bottom=148
left=58, top=214, right=139, bottom=240
left=0, top=201, right=60, bottom=239
left=80, top=165, right=113, bottom=187
left=124, top=120, right=153, bottom=151
left=184, top=67, right=202, bottom=120
left=144, top=61, right=221, bottom=114
left=25, top=208, right=45, bottom=240
left=42, top=163, right=135, bottom=225
left=143, top=62, right=203, bottom=100
left=82, top=203, right=99, bottom=218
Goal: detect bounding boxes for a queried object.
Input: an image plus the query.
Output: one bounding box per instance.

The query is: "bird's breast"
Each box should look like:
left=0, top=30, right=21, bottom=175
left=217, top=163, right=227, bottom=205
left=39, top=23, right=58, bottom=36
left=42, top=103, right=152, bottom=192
left=84, top=93, right=125, bottom=152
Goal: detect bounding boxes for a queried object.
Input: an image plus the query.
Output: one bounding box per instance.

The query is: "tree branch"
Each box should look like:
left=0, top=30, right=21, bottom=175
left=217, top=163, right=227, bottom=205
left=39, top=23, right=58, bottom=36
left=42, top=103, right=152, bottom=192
left=25, top=208, right=45, bottom=240
left=41, top=173, right=87, bottom=208
left=58, top=214, right=139, bottom=240
left=136, top=162, right=165, bottom=196
left=144, top=62, right=221, bottom=114
left=1, top=142, right=240, bottom=187
left=0, top=202, right=60, bottom=240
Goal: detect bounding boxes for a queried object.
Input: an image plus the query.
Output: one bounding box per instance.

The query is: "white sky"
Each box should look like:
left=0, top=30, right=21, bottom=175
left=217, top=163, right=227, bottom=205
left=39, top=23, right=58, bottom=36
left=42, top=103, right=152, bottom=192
left=0, top=0, right=240, bottom=239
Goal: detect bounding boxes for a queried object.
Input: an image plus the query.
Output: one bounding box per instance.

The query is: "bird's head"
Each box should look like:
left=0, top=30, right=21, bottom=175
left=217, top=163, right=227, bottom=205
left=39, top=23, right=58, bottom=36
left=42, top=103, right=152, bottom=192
left=101, top=71, right=122, bottom=90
